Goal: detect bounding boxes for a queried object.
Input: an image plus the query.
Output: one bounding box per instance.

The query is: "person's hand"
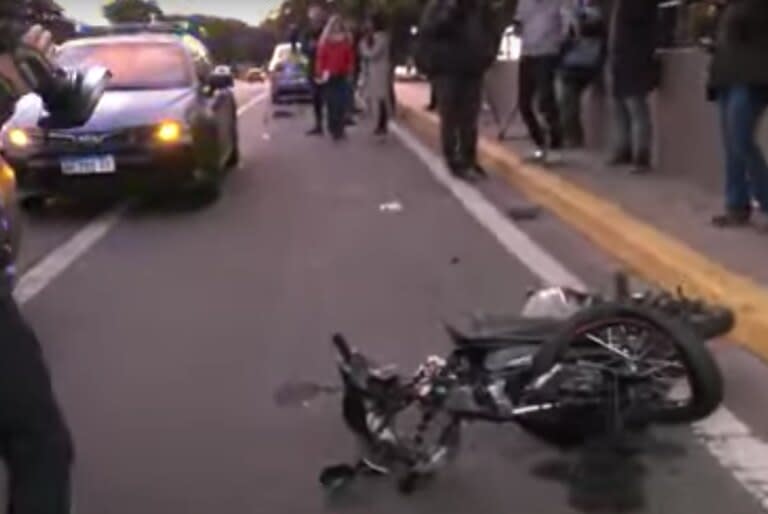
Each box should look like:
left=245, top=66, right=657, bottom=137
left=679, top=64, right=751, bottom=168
left=0, top=24, right=56, bottom=97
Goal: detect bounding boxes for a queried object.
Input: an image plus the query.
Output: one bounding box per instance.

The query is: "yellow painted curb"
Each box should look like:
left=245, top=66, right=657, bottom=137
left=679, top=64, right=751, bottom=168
left=397, top=101, right=768, bottom=359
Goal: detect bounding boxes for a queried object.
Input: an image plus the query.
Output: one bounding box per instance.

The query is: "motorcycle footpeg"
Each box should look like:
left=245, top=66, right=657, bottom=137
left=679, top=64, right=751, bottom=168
left=319, top=463, right=357, bottom=491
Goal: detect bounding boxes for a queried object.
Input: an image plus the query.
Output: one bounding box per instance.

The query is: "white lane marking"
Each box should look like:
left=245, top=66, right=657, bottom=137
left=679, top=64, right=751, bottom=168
left=391, top=122, right=585, bottom=291
left=13, top=204, right=128, bottom=305
left=392, top=120, right=768, bottom=511
left=14, top=91, right=268, bottom=305
left=237, top=91, right=268, bottom=116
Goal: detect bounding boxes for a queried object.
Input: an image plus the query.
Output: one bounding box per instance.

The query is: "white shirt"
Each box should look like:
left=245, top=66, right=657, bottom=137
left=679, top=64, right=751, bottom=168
left=515, top=0, right=574, bottom=57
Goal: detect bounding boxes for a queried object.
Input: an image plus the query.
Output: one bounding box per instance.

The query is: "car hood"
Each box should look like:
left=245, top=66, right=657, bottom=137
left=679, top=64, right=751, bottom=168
left=10, top=88, right=197, bottom=133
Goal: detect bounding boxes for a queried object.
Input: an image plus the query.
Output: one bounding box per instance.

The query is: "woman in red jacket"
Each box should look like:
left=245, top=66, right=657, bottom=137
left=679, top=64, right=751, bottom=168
left=315, top=15, right=355, bottom=140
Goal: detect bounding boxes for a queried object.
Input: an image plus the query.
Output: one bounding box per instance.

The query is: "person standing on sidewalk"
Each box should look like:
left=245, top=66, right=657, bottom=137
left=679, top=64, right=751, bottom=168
left=316, top=15, right=356, bottom=141
left=360, top=13, right=392, bottom=136
left=303, top=4, right=329, bottom=136
left=415, top=0, right=503, bottom=181
left=707, top=0, right=768, bottom=228
left=558, top=0, right=605, bottom=148
left=606, top=0, right=660, bottom=174
left=514, top=0, right=571, bottom=164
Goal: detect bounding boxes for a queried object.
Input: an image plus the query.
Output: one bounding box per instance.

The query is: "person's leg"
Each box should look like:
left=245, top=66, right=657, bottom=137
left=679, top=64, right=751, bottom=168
left=559, top=77, right=580, bottom=147
left=518, top=56, right=546, bottom=150
left=434, top=76, right=458, bottom=171
left=626, top=94, right=653, bottom=172
left=308, top=82, right=324, bottom=135
left=375, top=98, right=389, bottom=134
left=608, top=95, right=632, bottom=164
left=326, top=78, right=344, bottom=139
left=458, top=75, right=484, bottom=174
left=734, top=86, right=768, bottom=217
left=536, top=55, right=564, bottom=151
left=713, top=86, right=752, bottom=225
left=0, top=296, right=73, bottom=514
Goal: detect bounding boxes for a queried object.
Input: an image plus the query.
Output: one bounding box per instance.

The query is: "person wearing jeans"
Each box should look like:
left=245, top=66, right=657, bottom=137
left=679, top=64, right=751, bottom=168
left=707, top=0, right=768, bottom=227
left=514, top=0, right=570, bottom=164
left=606, top=0, right=660, bottom=174
left=316, top=15, right=355, bottom=141
left=558, top=0, right=605, bottom=148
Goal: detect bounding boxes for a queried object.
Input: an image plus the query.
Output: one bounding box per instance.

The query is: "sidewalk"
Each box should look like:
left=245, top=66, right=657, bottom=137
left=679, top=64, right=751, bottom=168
left=396, top=81, right=768, bottom=361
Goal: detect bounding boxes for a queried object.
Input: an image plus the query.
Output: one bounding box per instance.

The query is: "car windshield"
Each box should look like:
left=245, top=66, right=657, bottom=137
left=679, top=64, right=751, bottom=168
left=56, top=41, right=192, bottom=90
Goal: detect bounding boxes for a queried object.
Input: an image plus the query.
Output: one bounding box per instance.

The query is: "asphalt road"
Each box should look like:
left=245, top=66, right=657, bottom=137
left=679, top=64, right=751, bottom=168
left=12, top=84, right=768, bottom=513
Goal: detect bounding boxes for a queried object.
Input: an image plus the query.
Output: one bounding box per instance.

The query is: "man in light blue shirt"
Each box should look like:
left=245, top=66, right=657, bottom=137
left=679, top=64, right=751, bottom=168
left=514, top=0, right=573, bottom=163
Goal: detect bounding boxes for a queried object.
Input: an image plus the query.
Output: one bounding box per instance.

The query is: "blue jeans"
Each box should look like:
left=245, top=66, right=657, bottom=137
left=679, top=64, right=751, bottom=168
left=324, top=76, right=349, bottom=138
left=718, top=85, right=768, bottom=213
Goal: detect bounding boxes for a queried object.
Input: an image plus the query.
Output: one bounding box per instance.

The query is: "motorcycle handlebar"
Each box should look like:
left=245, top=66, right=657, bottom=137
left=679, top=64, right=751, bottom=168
left=332, top=333, right=352, bottom=363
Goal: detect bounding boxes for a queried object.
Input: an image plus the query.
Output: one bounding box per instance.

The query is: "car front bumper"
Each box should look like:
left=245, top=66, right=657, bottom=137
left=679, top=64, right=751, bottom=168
left=3, top=144, right=198, bottom=198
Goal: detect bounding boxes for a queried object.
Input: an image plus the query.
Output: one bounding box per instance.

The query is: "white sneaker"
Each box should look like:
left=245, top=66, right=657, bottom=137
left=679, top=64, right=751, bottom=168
left=526, top=149, right=547, bottom=162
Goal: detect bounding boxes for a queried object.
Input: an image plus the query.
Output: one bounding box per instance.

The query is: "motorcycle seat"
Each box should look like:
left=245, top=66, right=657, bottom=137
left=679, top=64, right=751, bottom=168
left=447, top=314, right=563, bottom=348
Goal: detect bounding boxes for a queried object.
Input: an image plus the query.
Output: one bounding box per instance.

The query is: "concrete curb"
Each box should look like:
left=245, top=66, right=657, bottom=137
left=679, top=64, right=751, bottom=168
left=397, top=101, right=768, bottom=359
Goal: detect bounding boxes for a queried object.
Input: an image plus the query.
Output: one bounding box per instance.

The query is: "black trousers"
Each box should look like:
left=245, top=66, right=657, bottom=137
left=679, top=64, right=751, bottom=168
left=310, top=81, right=324, bottom=130
left=518, top=55, right=563, bottom=150
left=0, top=296, right=72, bottom=514
left=434, top=74, right=483, bottom=171
left=376, top=99, right=389, bottom=132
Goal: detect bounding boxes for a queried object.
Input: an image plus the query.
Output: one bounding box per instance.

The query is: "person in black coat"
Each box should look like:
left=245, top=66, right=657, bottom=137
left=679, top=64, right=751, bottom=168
left=707, top=0, right=768, bottom=227
left=606, top=0, right=660, bottom=173
left=416, top=0, right=503, bottom=182
left=303, top=4, right=329, bottom=136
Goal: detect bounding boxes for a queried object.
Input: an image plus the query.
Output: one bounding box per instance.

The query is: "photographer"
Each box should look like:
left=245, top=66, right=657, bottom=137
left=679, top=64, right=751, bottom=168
left=0, top=2, right=109, bottom=510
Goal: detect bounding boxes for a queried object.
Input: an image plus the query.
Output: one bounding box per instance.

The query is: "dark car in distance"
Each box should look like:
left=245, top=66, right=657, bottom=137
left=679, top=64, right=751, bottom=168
left=268, top=43, right=312, bottom=105
left=1, top=32, right=240, bottom=203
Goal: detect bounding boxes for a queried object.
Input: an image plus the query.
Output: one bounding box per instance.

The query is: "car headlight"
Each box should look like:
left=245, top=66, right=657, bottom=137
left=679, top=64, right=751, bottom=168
left=7, top=129, right=30, bottom=148
left=154, top=120, right=186, bottom=144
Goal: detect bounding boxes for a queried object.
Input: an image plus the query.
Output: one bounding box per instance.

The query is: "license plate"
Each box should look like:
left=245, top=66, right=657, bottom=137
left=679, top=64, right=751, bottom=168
left=60, top=155, right=116, bottom=175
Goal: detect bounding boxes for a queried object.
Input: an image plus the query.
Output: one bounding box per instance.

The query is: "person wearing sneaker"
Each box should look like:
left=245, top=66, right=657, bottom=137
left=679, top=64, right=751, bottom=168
left=415, top=0, right=503, bottom=181
left=706, top=0, right=768, bottom=228
left=514, top=0, right=571, bottom=165
left=605, top=0, right=660, bottom=174
left=359, top=13, right=392, bottom=136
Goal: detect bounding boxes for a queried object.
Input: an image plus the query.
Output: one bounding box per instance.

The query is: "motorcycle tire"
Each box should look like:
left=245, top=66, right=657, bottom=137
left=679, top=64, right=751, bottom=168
left=529, top=303, right=724, bottom=426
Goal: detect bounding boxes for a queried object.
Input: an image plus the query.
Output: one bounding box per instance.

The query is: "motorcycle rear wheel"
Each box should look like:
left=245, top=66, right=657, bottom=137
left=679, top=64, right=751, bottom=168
left=529, top=303, right=724, bottom=426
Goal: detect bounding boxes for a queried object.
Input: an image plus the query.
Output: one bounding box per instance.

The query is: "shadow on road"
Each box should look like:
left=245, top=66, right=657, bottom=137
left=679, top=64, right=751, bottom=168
left=530, top=433, right=687, bottom=512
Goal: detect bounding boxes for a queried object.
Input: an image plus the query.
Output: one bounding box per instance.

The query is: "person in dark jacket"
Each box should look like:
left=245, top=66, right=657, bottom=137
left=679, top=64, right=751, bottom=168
left=558, top=0, right=606, bottom=148
left=707, top=0, right=768, bottom=227
left=606, top=0, right=660, bottom=174
left=303, top=4, right=329, bottom=136
left=0, top=20, right=74, bottom=514
left=416, top=0, right=503, bottom=181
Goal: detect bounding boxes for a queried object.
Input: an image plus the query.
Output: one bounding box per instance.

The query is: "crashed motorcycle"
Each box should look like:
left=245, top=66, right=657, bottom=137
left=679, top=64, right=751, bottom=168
left=320, top=274, right=733, bottom=493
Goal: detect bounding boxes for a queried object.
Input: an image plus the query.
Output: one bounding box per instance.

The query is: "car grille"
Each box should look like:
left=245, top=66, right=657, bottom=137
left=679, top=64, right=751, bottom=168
left=34, top=129, right=142, bottom=153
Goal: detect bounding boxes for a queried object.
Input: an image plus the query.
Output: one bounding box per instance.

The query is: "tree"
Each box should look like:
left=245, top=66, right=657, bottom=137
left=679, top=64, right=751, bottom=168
left=102, top=0, right=163, bottom=24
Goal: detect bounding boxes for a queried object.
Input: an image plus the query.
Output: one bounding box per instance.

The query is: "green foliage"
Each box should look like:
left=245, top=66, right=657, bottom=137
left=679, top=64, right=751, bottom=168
left=102, top=0, right=162, bottom=24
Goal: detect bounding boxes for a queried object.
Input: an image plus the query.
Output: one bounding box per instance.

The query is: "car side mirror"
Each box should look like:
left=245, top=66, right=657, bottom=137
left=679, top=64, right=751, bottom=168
left=209, top=69, right=234, bottom=90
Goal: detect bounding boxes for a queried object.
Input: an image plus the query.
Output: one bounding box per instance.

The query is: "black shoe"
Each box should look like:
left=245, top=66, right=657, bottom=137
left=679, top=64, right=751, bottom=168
left=712, top=210, right=751, bottom=227
left=472, top=163, right=488, bottom=177
left=306, top=127, right=323, bottom=136
left=607, top=152, right=632, bottom=166
left=345, top=118, right=357, bottom=127
left=374, top=127, right=388, bottom=136
left=631, top=153, right=652, bottom=174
